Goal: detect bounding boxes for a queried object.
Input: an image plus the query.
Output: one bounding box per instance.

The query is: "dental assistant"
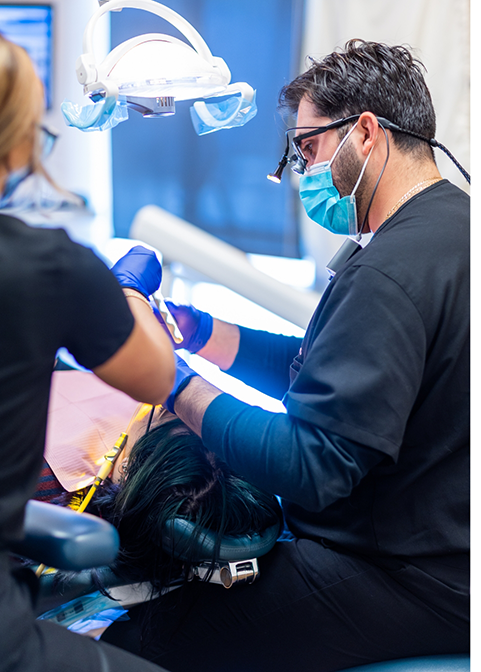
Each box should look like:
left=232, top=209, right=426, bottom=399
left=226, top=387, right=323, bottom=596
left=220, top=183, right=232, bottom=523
left=0, top=36, right=175, bottom=672
left=103, top=40, right=469, bottom=672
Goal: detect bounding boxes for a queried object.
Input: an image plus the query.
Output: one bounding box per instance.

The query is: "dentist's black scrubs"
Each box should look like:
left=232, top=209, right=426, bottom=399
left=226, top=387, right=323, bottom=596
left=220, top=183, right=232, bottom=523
left=0, top=214, right=168, bottom=672
left=103, top=180, right=469, bottom=672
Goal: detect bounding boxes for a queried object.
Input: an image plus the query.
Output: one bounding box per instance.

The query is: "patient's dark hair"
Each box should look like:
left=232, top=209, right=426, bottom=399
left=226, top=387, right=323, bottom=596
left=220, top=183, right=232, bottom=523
left=89, top=416, right=282, bottom=591
left=279, top=39, right=436, bottom=160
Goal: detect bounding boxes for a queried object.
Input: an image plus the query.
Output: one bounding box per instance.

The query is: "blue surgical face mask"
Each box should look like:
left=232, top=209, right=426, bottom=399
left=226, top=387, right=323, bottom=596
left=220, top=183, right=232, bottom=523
left=299, top=123, right=372, bottom=236
left=0, top=164, right=32, bottom=208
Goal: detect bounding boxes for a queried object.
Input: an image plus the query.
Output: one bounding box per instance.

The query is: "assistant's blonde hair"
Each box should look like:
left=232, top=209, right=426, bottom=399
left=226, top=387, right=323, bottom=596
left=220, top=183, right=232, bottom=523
left=0, top=35, right=82, bottom=205
left=0, top=35, right=42, bottom=167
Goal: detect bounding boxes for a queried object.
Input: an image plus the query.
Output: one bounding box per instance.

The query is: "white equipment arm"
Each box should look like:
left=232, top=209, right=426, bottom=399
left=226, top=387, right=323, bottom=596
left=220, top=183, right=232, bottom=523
left=131, top=205, right=321, bottom=330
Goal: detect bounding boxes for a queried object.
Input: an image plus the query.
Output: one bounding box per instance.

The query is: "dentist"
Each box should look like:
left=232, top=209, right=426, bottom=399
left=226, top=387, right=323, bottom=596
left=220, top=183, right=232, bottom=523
left=104, top=40, right=469, bottom=672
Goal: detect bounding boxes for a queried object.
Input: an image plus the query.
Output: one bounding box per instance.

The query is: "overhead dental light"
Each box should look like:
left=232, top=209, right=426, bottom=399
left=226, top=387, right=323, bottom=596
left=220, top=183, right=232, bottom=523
left=61, top=0, right=257, bottom=134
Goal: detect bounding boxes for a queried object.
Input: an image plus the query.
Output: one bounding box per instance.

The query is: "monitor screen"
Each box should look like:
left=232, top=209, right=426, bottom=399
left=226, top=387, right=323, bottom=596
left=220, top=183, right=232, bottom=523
left=0, top=4, right=53, bottom=109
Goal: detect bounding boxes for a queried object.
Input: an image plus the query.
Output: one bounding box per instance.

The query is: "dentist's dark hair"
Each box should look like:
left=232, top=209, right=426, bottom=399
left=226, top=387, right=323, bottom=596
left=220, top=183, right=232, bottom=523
left=279, top=39, right=436, bottom=160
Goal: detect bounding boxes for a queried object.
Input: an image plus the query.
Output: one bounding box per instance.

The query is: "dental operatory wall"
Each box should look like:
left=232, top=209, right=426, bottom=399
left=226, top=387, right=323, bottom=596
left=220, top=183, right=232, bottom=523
left=39, top=0, right=114, bottom=242
left=2, top=0, right=469, bottom=284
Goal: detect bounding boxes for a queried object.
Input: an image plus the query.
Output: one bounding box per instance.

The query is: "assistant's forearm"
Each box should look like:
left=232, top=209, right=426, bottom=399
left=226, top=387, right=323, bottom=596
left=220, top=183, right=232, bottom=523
left=94, top=291, right=175, bottom=404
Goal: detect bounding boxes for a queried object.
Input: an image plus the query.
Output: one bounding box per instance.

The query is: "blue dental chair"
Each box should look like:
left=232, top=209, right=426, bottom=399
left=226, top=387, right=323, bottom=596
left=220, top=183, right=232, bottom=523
left=12, top=498, right=281, bottom=615
left=12, top=500, right=470, bottom=672
left=11, top=498, right=120, bottom=571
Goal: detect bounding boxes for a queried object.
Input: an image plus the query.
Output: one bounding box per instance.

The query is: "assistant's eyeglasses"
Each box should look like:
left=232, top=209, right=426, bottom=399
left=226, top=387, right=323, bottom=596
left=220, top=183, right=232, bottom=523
left=38, top=124, right=59, bottom=159
left=267, top=115, right=361, bottom=183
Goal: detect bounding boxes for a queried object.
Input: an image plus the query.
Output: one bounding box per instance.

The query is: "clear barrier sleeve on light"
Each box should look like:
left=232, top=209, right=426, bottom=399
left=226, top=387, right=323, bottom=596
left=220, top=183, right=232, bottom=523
left=190, top=90, right=257, bottom=135
left=61, top=96, right=129, bottom=132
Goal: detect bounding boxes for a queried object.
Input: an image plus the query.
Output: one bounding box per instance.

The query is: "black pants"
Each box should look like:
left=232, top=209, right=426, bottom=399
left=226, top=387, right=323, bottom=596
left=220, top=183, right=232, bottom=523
left=0, top=557, right=169, bottom=672
left=101, top=539, right=469, bottom=672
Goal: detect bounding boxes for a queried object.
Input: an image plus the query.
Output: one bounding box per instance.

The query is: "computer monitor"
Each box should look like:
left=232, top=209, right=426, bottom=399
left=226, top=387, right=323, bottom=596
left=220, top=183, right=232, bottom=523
left=0, top=4, right=53, bottom=109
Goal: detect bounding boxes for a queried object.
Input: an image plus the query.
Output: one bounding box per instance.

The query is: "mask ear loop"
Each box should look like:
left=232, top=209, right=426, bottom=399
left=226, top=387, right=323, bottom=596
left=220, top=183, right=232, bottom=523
left=328, top=121, right=358, bottom=168
left=357, top=123, right=390, bottom=237
left=351, top=144, right=374, bottom=198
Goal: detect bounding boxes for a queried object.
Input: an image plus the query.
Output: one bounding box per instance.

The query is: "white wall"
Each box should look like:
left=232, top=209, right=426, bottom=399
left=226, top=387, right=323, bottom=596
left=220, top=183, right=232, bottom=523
left=298, top=0, right=470, bottom=284
left=0, top=2, right=114, bottom=249
left=38, top=0, right=113, bottom=238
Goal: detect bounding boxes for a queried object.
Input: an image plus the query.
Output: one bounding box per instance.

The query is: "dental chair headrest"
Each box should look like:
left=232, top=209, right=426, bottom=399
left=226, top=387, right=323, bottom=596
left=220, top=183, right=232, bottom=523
left=162, top=517, right=281, bottom=563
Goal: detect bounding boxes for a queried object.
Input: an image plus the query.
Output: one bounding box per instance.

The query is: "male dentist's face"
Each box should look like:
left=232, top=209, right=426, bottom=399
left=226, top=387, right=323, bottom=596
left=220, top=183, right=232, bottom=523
left=295, top=97, right=341, bottom=170
left=295, top=96, right=371, bottom=228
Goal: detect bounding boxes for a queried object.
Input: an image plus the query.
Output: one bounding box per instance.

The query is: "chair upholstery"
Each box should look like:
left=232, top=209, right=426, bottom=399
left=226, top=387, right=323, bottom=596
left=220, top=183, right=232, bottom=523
left=162, top=517, right=280, bottom=561
left=11, top=499, right=119, bottom=571
left=24, top=503, right=280, bottom=614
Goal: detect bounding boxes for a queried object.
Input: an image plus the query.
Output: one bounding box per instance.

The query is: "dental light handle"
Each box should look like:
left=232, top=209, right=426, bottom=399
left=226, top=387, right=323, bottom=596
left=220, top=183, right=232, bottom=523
left=192, top=82, right=255, bottom=129
left=80, top=0, right=227, bottom=88
left=210, top=82, right=254, bottom=103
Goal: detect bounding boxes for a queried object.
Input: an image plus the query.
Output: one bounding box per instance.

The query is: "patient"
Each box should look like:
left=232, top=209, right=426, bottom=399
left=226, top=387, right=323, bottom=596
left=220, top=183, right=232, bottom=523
left=37, top=408, right=282, bottom=593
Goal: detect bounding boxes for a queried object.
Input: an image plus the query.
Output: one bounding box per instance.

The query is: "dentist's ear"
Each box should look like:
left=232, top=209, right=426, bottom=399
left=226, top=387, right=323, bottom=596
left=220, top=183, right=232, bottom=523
left=356, top=112, right=381, bottom=156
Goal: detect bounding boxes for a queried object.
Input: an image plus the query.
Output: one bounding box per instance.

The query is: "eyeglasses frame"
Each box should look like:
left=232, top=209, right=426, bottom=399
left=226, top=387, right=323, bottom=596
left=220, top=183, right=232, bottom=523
left=38, top=124, right=59, bottom=159
left=268, top=114, right=407, bottom=183
left=286, top=114, right=362, bottom=173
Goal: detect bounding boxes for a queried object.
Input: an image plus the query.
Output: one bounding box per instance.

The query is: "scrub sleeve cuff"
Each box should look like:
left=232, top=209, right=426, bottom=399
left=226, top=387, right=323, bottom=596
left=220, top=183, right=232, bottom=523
left=224, top=325, right=264, bottom=373
left=224, top=326, right=299, bottom=400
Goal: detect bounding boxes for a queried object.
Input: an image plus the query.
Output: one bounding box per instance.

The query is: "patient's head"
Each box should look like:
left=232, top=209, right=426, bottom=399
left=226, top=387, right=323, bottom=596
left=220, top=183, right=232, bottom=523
left=89, top=412, right=282, bottom=588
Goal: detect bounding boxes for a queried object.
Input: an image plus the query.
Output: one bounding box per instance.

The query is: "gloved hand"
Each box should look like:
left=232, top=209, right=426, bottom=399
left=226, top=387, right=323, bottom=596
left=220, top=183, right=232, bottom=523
left=110, top=245, right=162, bottom=298
left=164, top=353, right=199, bottom=414
left=158, top=301, right=213, bottom=353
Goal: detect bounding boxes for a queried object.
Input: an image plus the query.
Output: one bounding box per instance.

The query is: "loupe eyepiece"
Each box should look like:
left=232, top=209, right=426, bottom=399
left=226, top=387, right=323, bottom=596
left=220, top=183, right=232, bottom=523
left=289, top=154, right=307, bottom=175
left=267, top=154, right=288, bottom=183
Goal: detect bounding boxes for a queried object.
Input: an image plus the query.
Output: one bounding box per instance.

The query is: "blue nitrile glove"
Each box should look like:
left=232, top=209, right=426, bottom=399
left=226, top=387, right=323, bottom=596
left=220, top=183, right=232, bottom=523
left=110, top=246, right=162, bottom=298
left=161, top=301, right=213, bottom=352
left=164, top=353, right=199, bottom=414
